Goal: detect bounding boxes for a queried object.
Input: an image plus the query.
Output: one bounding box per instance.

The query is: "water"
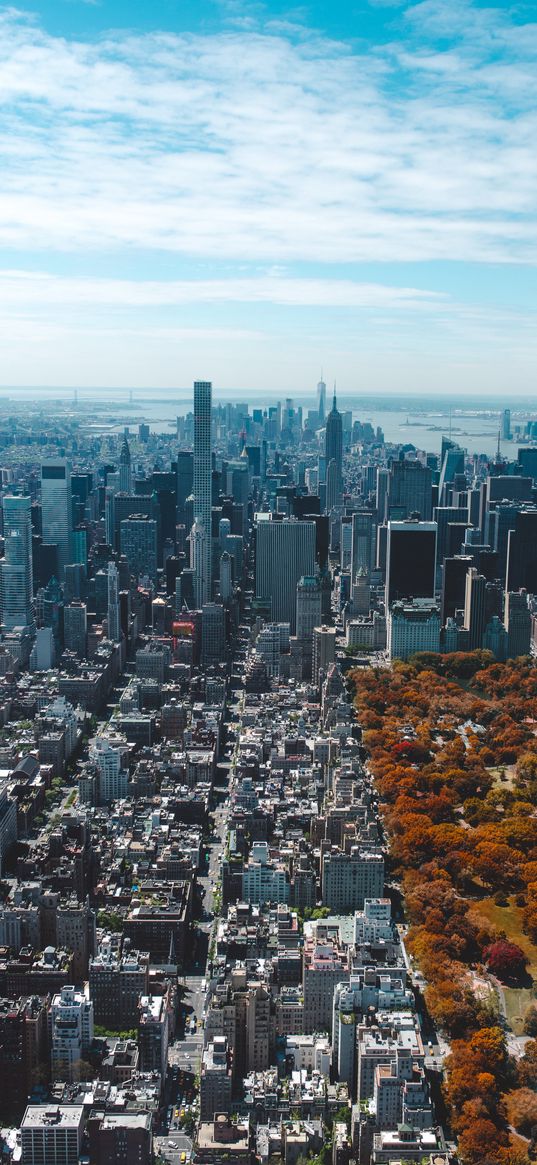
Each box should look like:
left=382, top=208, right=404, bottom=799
left=0, top=386, right=535, bottom=459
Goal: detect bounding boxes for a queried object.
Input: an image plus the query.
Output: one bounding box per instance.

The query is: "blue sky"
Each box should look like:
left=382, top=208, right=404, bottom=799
left=0, top=0, right=536, bottom=394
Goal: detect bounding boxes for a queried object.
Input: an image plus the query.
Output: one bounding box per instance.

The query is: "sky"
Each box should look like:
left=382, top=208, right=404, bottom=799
left=0, top=0, right=536, bottom=395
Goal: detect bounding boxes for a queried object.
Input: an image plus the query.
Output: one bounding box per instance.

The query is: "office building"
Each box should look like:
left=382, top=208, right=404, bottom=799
left=502, top=408, right=511, bottom=440
left=296, top=575, right=322, bottom=641
left=87, top=1113, right=153, bottom=1165
left=0, top=494, right=34, bottom=632
left=385, top=521, right=437, bottom=606
left=21, top=1105, right=84, bottom=1165
left=506, top=511, right=537, bottom=593
left=256, top=517, right=316, bottom=632
left=202, top=602, right=226, bottom=666
left=63, top=601, right=87, bottom=659
left=193, top=380, right=213, bottom=606
left=50, top=985, right=94, bottom=1082
left=441, top=555, right=474, bottom=623
left=313, top=625, right=336, bottom=682
left=387, top=460, right=432, bottom=521
left=120, top=516, right=157, bottom=580
left=40, top=460, right=73, bottom=580
left=438, top=444, right=465, bottom=504
left=505, top=590, right=531, bottom=658
left=351, top=511, right=373, bottom=582
left=464, top=568, right=487, bottom=651
left=387, top=599, right=441, bottom=660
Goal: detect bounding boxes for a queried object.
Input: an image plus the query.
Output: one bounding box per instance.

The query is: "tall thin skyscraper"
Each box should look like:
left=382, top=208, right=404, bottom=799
left=119, top=434, right=132, bottom=494
left=0, top=495, right=34, bottom=631
left=107, top=561, right=121, bottom=642
left=40, top=459, right=73, bottom=580
left=325, top=389, right=343, bottom=488
left=193, top=380, right=212, bottom=606
left=317, top=376, right=327, bottom=424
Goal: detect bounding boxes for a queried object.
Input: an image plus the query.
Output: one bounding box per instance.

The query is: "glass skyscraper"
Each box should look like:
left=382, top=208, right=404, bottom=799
left=41, top=459, right=73, bottom=580
left=0, top=494, right=34, bottom=631
left=193, top=380, right=212, bottom=606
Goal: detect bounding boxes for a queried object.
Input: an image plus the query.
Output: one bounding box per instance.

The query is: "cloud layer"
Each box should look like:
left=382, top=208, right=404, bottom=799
left=0, top=1, right=536, bottom=388
left=0, top=2, right=536, bottom=264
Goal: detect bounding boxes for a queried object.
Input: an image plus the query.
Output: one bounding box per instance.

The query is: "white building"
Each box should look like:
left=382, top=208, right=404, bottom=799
left=21, top=1105, right=84, bottom=1165
left=90, top=732, right=130, bottom=803
left=387, top=599, right=441, bottom=661
left=242, top=843, right=289, bottom=905
left=50, top=986, right=94, bottom=1082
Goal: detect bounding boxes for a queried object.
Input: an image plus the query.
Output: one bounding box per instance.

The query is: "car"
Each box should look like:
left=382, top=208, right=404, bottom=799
left=181, top=1153, right=187, bottom=1163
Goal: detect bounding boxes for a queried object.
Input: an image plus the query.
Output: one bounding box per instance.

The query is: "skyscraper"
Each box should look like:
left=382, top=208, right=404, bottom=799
left=506, top=511, right=537, bottom=593
left=325, top=458, right=342, bottom=513
left=193, top=380, right=212, bottom=606
left=0, top=495, right=34, bottom=632
left=385, top=520, right=437, bottom=606
left=256, top=517, right=316, bottom=631
left=41, top=459, right=73, bottom=580
left=296, top=575, right=322, bottom=641
left=387, top=459, right=432, bottom=521
left=317, top=377, right=327, bottom=424
left=118, top=434, right=132, bottom=494
left=120, top=516, right=157, bottom=580
left=325, top=390, right=342, bottom=493
left=107, top=562, right=121, bottom=642
left=464, top=568, right=487, bottom=650
left=351, top=512, right=373, bottom=583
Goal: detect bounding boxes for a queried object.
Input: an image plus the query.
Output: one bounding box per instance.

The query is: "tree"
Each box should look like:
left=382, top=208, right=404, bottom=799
left=504, top=1088, right=537, bottom=1136
left=523, top=1005, right=537, bottom=1037
left=457, top=1118, right=507, bottom=1164
left=483, top=940, right=528, bottom=983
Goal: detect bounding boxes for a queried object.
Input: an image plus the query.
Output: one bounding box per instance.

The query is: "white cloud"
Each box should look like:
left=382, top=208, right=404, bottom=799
left=0, top=269, right=448, bottom=309
left=0, top=3, right=534, bottom=265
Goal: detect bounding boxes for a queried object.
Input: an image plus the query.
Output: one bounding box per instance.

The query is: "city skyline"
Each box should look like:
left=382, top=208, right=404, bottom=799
left=0, top=0, right=536, bottom=392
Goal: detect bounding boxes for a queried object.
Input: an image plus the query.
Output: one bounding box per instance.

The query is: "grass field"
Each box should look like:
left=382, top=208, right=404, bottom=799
left=503, top=986, right=535, bottom=1034
left=469, top=894, right=537, bottom=1034
left=470, top=895, right=537, bottom=974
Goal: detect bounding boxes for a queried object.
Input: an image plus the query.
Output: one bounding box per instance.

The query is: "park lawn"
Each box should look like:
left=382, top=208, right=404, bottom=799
left=486, top=764, right=517, bottom=792
left=469, top=895, right=537, bottom=1034
left=503, top=986, right=535, bottom=1034
left=470, top=895, right=537, bottom=976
